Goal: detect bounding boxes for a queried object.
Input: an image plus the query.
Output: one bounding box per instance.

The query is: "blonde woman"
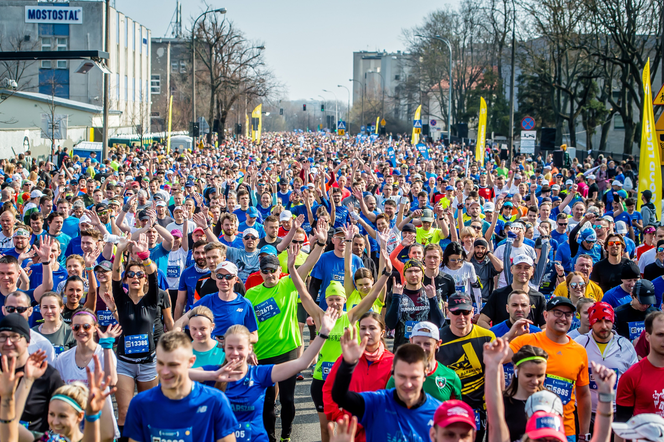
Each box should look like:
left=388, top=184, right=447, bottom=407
left=177, top=305, right=225, bottom=368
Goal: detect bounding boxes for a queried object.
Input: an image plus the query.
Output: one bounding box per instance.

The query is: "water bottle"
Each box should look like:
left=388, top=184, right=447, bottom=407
left=104, top=234, right=120, bottom=244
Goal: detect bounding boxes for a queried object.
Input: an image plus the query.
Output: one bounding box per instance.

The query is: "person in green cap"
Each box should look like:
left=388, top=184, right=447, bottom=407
left=290, top=242, right=392, bottom=442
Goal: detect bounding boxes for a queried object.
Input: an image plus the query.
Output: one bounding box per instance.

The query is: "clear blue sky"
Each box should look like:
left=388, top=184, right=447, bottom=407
left=116, top=0, right=458, bottom=102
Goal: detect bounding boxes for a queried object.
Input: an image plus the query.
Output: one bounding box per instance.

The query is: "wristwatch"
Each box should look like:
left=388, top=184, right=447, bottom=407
left=598, top=392, right=615, bottom=403
left=382, top=268, right=391, bottom=277
left=579, top=434, right=592, bottom=441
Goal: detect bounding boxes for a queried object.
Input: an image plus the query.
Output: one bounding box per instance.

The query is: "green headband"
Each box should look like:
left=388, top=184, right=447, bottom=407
left=50, top=394, right=84, bottom=413
left=515, top=356, right=547, bottom=367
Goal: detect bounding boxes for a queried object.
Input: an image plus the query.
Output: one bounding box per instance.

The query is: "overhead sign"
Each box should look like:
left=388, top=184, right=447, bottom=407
left=654, top=85, right=664, bottom=105
left=26, top=6, right=83, bottom=24
left=520, top=130, right=536, bottom=154
left=521, top=116, right=535, bottom=131
left=430, top=119, right=437, bottom=126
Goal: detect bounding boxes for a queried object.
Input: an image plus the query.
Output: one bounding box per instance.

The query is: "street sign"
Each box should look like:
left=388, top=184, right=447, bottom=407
left=521, top=116, right=535, bottom=131
left=430, top=119, right=437, bottom=126
left=337, top=120, right=346, bottom=130
left=520, top=130, right=536, bottom=154
left=413, top=120, right=422, bottom=128
left=654, top=85, right=664, bottom=105
left=380, top=118, right=387, bottom=127
left=338, top=130, right=345, bottom=136
left=360, top=125, right=366, bottom=133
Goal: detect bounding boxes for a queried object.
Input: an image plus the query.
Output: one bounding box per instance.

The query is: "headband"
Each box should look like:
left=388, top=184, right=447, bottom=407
left=72, top=311, right=98, bottom=322
left=515, top=356, right=547, bottom=367
left=50, top=394, right=84, bottom=413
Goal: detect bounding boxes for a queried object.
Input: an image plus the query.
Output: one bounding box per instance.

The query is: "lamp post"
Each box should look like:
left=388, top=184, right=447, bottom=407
left=507, top=0, right=517, bottom=163
left=191, top=7, right=226, bottom=125
left=349, top=79, right=364, bottom=132
left=416, top=34, right=452, bottom=144
left=366, top=70, right=385, bottom=118
left=322, top=89, right=338, bottom=132
left=337, top=84, right=350, bottom=128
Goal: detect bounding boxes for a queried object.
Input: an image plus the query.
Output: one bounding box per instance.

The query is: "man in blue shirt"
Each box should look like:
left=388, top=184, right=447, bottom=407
left=238, top=206, right=265, bottom=238
left=124, top=331, right=237, bottom=442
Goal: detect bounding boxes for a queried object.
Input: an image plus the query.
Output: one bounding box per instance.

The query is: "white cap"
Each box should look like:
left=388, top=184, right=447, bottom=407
left=525, top=390, right=564, bottom=418
left=484, top=202, right=495, bottom=212
left=565, top=179, right=574, bottom=185
left=243, top=228, right=259, bottom=238
left=79, top=215, right=92, bottom=224
left=410, top=321, right=440, bottom=340
left=215, top=261, right=238, bottom=276
left=30, top=190, right=44, bottom=199
left=612, top=180, right=623, bottom=187
left=615, top=220, right=628, bottom=234
left=612, top=414, right=664, bottom=442
left=587, top=174, right=596, bottom=180
left=512, top=254, right=534, bottom=267
left=156, top=201, right=167, bottom=207
left=279, top=210, right=293, bottom=222
left=551, top=184, right=560, bottom=191
left=173, top=206, right=184, bottom=212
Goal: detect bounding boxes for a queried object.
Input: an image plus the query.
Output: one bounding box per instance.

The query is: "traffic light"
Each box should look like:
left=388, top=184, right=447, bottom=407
left=279, top=108, right=283, bottom=115
left=189, top=122, right=200, bottom=138
left=321, top=104, right=325, bottom=112
left=303, top=104, right=307, bottom=111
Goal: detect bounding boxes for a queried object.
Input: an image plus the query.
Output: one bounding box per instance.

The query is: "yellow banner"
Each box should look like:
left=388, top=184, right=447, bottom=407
left=166, top=95, right=173, bottom=153
left=251, top=104, right=262, bottom=143
left=412, top=105, right=422, bottom=145
left=638, top=58, right=662, bottom=214
left=476, top=97, right=487, bottom=167
left=375, top=117, right=379, bottom=134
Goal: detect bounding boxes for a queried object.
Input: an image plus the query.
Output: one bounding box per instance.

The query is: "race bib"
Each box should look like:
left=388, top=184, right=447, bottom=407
left=473, top=409, right=482, bottom=429
left=504, top=363, right=515, bottom=387
left=148, top=425, right=193, bottom=442
left=167, top=265, right=181, bottom=279
left=404, top=321, right=416, bottom=339
left=234, top=422, right=252, bottom=442
left=544, top=374, right=574, bottom=404
left=321, top=361, right=334, bottom=380
left=124, top=334, right=149, bottom=354
left=254, top=298, right=281, bottom=322
left=628, top=321, right=645, bottom=341
left=98, top=310, right=118, bottom=327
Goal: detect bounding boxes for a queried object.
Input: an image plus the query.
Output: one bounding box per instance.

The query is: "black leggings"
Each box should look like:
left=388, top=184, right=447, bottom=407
left=259, top=348, right=299, bottom=442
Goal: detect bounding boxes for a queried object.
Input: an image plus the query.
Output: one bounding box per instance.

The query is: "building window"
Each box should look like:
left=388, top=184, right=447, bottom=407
left=56, top=37, right=67, bottom=69
left=124, top=19, right=128, bottom=48
left=139, top=28, right=142, bottom=54
left=180, top=60, right=187, bottom=73
left=614, top=114, right=624, bottom=129
left=116, top=12, right=120, bottom=44
left=146, top=80, right=149, bottom=101
left=41, top=37, right=51, bottom=68
left=124, top=75, right=128, bottom=101
left=151, top=75, right=160, bottom=94
left=116, top=74, right=120, bottom=101
left=171, top=61, right=178, bottom=73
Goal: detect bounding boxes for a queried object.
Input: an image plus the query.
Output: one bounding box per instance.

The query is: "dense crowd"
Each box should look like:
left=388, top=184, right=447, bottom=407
left=0, top=132, right=660, bottom=442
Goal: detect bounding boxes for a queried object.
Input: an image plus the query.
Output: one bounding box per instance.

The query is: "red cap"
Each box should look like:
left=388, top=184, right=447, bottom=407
left=526, top=411, right=566, bottom=442
left=433, top=400, right=476, bottom=430
left=588, top=302, right=615, bottom=326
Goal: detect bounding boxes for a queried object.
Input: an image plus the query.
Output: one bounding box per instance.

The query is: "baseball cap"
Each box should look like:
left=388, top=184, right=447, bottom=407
left=170, top=229, right=183, bottom=238
left=243, top=228, right=259, bottom=239
left=642, top=189, right=653, bottom=199
left=484, top=202, right=495, bottom=213
left=402, top=223, right=417, bottom=233
left=246, top=206, right=259, bottom=218
left=259, top=245, right=278, bottom=256
left=525, top=412, right=566, bottom=442
left=611, top=180, right=623, bottom=187
left=433, top=400, right=476, bottom=430
left=30, top=190, right=44, bottom=199
left=259, top=255, right=281, bottom=271
left=448, top=293, right=473, bottom=312
left=192, top=227, right=205, bottom=236
left=173, top=205, right=184, bottom=212
left=587, top=174, right=596, bottom=180
left=279, top=210, right=293, bottom=222
left=325, top=281, right=347, bottom=299
left=503, top=201, right=514, bottom=208
left=588, top=302, right=615, bottom=325
left=612, top=414, right=664, bottom=442
left=215, top=261, right=238, bottom=276
left=615, top=220, right=628, bottom=235
left=333, top=227, right=345, bottom=237
left=137, top=209, right=150, bottom=221
left=512, top=255, right=534, bottom=267
left=0, top=314, right=30, bottom=343
left=577, top=228, right=597, bottom=244
left=156, top=201, right=167, bottom=207
left=621, top=261, right=640, bottom=280
left=546, top=296, right=576, bottom=312
left=445, top=185, right=454, bottom=191
left=551, top=184, right=561, bottom=191
left=421, top=209, right=434, bottom=223
left=565, top=179, right=574, bottom=186
left=410, top=321, right=440, bottom=340
left=525, top=390, right=564, bottom=417
left=633, top=279, right=657, bottom=306
left=94, top=260, right=113, bottom=273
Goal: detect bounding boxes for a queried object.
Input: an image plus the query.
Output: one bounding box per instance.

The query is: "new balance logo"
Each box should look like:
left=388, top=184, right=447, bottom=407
left=197, top=406, right=207, bottom=413
left=236, top=308, right=244, bottom=313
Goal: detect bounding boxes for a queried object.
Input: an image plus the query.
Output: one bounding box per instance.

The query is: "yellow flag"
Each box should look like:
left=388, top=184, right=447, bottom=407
left=476, top=97, right=487, bottom=167
left=251, top=104, right=262, bottom=143
left=637, top=58, right=662, bottom=213
left=375, top=117, right=380, bottom=134
left=412, top=105, right=422, bottom=145
left=166, top=95, right=173, bottom=154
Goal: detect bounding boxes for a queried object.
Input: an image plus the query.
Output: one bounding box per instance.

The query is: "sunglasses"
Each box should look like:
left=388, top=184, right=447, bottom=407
left=72, top=323, right=94, bottom=332
left=126, top=271, right=145, bottom=279
left=592, top=224, right=604, bottom=229
left=291, top=240, right=305, bottom=244
left=449, top=258, right=464, bottom=263
left=471, top=226, right=482, bottom=231
left=97, top=210, right=108, bottom=216
left=243, top=236, right=257, bottom=241
left=558, top=223, right=567, bottom=227
left=450, top=310, right=472, bottom=316
left=607, top=240, right=623, bottom=247
left=658, top=247, right=664, bottom=253
left=261, top=268, right=278, bottom=274
left=215, top=273, right=236, bottom=280
left=4, top=306, right=29, bottom=314
left=569, top=282, right=586, bottom=289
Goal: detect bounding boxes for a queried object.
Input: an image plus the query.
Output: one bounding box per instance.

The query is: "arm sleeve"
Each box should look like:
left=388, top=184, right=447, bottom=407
left=331, top=359, right=366, bottom=419
left=427, top=296, right=445, bottom=328
left=615, top=405, right=635, bottom=423
left=385, top=293, right=401, bottom=329
left=569, top=221, right=583, bottom=256
left=308, top=277, right=322, bottom=304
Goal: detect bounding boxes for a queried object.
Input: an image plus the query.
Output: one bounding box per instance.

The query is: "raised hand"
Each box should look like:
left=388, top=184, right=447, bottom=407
left=424, top=278, right=436, bottom=299
left=313, top=224, right=328, bottom=245
left=319, top=308, right=341, bottom=336
left=35, top=236, right=53, bottom=264
left=133, top=233, right=149, bottom=254
left=84, top=209, right=102, bottom=226
left=83, top=245, right=101, bottom=269
left=327, top=415, right=359, bottom=442
left=85, top=355, right=115, bottom=415
left=483, top=337, right=510, bottom=368
left=294, top=214, right=305, bottom=229
left=192, top=212, right=208, bottom=229
left=401, top=235, right=415, bottom=248
left=97, top=323, right=122, bottom=339
left=23, top=350, right=48, bottom=381
left=0, top=355, right=23, bottom=398
left=340, top=325, right=367, bottom=365
left=392, top=277, right=403, bottom=295
left=211, top=360, right=245, bottom=383
left=590, top=361, right=617, bottom=394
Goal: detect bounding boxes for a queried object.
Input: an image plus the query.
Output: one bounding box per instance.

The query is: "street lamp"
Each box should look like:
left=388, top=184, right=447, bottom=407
left=416, top=34, right=452, bottom=144
left=366, top=70, right=385, bottom=119
left=337, top=84, right=350, bottom=127
left=349, top=79, right=364, bottom=132
left=322, top=89, right=338, bottom=132
left=191, top=7, right=227, bottom=126
left=507, top=0, right=517, bottom=163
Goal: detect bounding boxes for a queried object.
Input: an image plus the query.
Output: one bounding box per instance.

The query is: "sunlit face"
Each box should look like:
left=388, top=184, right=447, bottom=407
left=205, top=249, right=224, bottom=270
left=215, top=270, right=236, bottom=292
left=447, top=254, right=464, bottom=271
left=0, top=212, right=15, bottom=232
left=393, top=360, right=426, bottom=405
left=574, top=257, right=593, bottom=278
left=512, top=263, right=533, bottom=284
left=409, top=245, right=423, bottom=261
left=224, top=332, right=252, bottom=364
left=424, top=250, right=441, bottom=270
left=189, top=316, right=214, bottom=343
left=3, top=294, right=32, bottom=322
left=410, top=335, right=439, bottom=365
left=66, top=260, right=84, bottom=278
left=30, top=216, right=44, bottom=233
left=622, top=278, right=638, bottom=294
left=40, top=297, right=62, bottom=322
left=359, top=317, right=384, bottom=348
left=568, top=275, right=586, bottom=299
left=12, top=234, right=29, bottom=251
left=156, top=346, right=196, bottom=392
left=516, top=361, right=546, bottom=395
left=355, top=277, right=373, bottom=295
left=48, top=399, right=83, bottom=440
left=646, top=317, right=664, bottom=357
left=591, top=318, right=613, bottom=341
left=326, top=295, right=346, bottom=312
left=507, top=293, right=530, bottom=323
left=65, top=281, right=85, bottom=307
left=404, top=267, right=423, bottom=286
left=124, top=264, right=146, bottom=291
left=545, top=307, right=573, bottom=334
left=72, top=314, right=95, bottom=344
left=49, top=215, right=64, bottom=234
left=222, top=219, right=236, bottom=236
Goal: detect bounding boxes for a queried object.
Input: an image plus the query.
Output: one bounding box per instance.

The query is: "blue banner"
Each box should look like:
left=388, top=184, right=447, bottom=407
left=387, top=145, right=396, bottom=167
left=415, top=143, right=430, bottom=160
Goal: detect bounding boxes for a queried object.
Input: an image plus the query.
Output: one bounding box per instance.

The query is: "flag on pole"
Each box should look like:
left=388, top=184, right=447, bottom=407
left=166, top=95, right=173, bottom=154
left=375, top=117, right=380, bottom=134
left=412, top=105, right=422, bottom=145
left=251, top=104, right=262, bottom=143
left=476, top=97, right=487, bottom=167
left=637, top=58, right=662, bottom=214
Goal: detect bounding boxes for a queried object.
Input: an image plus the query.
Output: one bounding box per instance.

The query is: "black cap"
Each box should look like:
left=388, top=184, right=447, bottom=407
left=546, top=296, right=576, bottom=312
left=642, top=190, right=653, bottom=199
left=402, top=223, right=417, bottom=233
left=137, top=209, right=151, bottom=221
left=259, top=255, right=281, bottom=271
left=95, top=202, right=108, bottom=212
left=333, top=227, right=345, bottom=237
left=633, top=280, right=656, bottom=305
left=448, top=293, right=473, bottom=312
left=0, top=314, right=30, bottom=343
left=621, top=261, right=640, bottom=280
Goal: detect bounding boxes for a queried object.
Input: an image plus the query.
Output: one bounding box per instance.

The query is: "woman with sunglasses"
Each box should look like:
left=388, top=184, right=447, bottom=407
left=111, top=234, right=161, bottom=433
left=53, top=309, right=121, bottom=441
left=32, top=292, right=76, bottom=355
left=442, top=242, right=482, bottom=310
left=566, top=271, right=591, bottom=307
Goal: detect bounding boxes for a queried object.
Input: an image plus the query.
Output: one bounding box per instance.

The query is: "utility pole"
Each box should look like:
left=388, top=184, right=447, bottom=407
left=507, top=0, right=516, bottom=163
left=102, top=0, right=110, bottom=160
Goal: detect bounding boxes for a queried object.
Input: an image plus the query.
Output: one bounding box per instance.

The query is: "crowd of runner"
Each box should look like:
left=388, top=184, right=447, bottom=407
left=0, top=132, right=660, bottom=442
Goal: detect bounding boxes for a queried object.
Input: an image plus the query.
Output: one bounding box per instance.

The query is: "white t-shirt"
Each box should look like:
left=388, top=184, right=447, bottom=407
left=639, top=247, right=656, bottom=274
left=494, top=243, right=537, bottom=289
left=442, top=263, right=481, bottom=308
left=166, top=221, right=195, bottom=235
left=28, top=329, right=56, bottom=363
left=166, top=248, right=188, bottom=289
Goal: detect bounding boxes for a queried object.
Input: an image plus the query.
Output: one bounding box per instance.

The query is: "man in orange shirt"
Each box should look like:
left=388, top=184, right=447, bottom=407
left=504, top=296, right=592, bottom=441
